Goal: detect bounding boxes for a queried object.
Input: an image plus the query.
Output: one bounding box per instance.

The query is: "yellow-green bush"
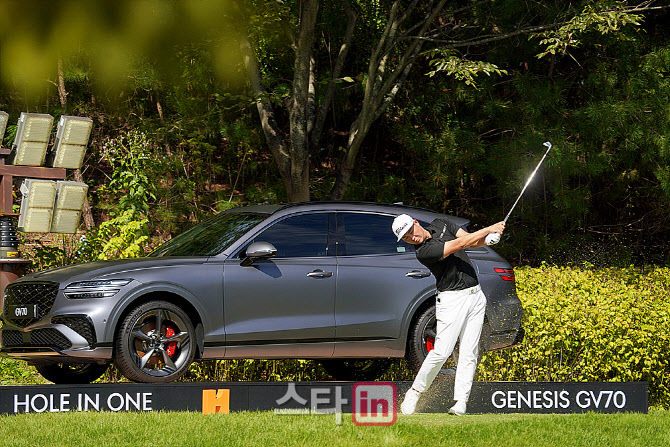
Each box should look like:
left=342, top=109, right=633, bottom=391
left=479, top=265, right=670, bottom=407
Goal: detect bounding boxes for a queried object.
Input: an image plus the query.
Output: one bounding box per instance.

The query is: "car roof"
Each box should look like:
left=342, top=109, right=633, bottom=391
left=227, top=201, right=469, bottom=227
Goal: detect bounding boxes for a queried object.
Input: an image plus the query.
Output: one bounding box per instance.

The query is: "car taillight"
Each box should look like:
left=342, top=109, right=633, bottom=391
left=494, top=268, right=515, bottom=281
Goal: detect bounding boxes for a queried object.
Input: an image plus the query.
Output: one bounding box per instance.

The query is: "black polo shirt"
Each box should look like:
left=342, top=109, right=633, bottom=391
left=415, top=218, right=479, bottom=292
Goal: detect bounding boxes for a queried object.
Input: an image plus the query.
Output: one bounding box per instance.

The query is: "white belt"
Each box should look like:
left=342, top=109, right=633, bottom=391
left=439, top=284, right=481, bottom=295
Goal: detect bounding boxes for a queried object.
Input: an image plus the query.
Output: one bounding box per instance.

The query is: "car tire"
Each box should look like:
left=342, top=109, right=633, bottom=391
left=35, top=362, right=109, bottom=384
left=320, top=359, right=391, bottom=381
left=406, top=304, right=486, bottom=380
left=114, top=300, right=196, bottom=383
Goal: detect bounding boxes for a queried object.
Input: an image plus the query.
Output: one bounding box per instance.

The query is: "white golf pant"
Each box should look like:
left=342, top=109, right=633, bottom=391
left=411, top=284, right=486, bottom=402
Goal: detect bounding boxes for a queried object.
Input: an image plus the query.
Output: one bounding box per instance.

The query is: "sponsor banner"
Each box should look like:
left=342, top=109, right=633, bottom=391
left=473, top=382, right=648, bottom=414
left=0, top=381, right=647, bottom=416
left=1, top=383, right=247, bottom=415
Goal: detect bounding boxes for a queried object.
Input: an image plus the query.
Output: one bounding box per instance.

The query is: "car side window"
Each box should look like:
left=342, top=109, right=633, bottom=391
left=341, top=213, right=415, bottom=256
left=252, top=213, right=331, bottom=258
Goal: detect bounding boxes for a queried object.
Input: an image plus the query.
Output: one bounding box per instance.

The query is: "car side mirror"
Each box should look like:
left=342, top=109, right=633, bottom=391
left=240, top=241, right=277, bottom=266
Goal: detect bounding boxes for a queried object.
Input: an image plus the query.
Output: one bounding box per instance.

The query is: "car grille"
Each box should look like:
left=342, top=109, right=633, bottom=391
left=3, top=282, right=59, bottom=328
left=2, top=328, right=72, bottom=350
left=52, top=316, right=97, bottom=347
left=1, top=329, right=23, bottom=347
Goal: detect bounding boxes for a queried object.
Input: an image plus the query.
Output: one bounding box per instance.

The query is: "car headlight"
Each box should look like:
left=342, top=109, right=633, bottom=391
left=64, top=279, right=132, bottom=299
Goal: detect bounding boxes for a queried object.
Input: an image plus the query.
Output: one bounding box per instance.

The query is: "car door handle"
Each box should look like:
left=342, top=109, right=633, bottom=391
left=307, top=269, right=333, bottom=278
left=406, top=270, right=430, bottom=278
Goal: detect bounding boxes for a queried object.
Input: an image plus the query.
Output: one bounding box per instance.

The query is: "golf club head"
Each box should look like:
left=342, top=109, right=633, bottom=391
left=543, top=141, right=552, bottom=149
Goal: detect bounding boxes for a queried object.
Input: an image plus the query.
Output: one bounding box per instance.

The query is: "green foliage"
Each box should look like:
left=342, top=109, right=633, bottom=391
left=67, top=130, right=158, bottom=261
left=4, top=0, right=670, bottom=269
left=29, top=236, right=84, bottom=271
left=0, top=0, right=244, bottom=96
left=427, top=50, right=508, bottom=87
left=0, top=358, right=47, bottom=385
left=100, top=131, right=157, bottom=217
left=537, top=4, right=642, bottom=58
left=181, top=359, right=331, bottom=382
left=85, top=210, right=150, bottom=260
left=479, top=265, right=670, bottom=408
left=28, top=211, right=150, bottom=270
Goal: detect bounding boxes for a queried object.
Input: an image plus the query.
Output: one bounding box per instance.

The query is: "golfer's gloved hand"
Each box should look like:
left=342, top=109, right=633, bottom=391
left=485, top=232, right=501, bottom=245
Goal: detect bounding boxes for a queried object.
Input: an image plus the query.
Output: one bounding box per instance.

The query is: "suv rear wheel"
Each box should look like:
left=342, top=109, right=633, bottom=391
left=407, top=304, right=486, bottom=380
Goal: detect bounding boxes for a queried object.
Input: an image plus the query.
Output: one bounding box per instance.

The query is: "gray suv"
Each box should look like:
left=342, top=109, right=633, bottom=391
left=0, top=202, right=523, bottom=383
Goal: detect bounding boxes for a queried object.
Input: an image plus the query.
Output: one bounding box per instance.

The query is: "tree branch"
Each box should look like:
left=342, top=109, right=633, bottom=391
left=311, top=0, right=358, bottom=148
left=329, top=0, right=451, bottom=200
left=238, top=32, right=291, bottom=185
left=416, top=23, right=565, bottom=52
left=371, top=0, right=450, bottom=115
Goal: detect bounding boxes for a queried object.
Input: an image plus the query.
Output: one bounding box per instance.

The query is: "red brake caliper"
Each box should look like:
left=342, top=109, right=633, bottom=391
left=426, top=336, right=435, bottom=352
left=165, top=326, right=177, bottom=357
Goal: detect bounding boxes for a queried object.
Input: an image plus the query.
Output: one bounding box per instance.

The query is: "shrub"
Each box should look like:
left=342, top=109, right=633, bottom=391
left=479, top=265, right=670, bottom=407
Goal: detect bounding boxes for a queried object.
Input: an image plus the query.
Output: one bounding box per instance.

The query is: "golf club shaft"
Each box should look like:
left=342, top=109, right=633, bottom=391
left=503, top=141, right=552, bottom=223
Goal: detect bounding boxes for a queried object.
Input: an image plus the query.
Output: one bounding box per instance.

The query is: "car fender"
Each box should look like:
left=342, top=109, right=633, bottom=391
left=102, top=282, right=209, bottom=343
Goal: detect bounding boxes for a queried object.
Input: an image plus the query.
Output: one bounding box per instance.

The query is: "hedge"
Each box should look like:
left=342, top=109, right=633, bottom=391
left=479, top=265, right=670, bottom=407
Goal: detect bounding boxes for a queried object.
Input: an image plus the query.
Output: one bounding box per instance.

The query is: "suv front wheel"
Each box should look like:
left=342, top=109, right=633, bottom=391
left=114, top=300, right=196, bottom=383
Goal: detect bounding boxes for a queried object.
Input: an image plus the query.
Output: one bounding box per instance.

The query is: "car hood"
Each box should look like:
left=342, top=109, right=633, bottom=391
left=15, top=257, right=209, bottom=286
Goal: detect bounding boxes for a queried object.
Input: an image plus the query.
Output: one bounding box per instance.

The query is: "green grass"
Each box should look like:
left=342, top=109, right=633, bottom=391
left=0, top=358, right=48, bottom=385
left=0, top=410, right=668, bottom=447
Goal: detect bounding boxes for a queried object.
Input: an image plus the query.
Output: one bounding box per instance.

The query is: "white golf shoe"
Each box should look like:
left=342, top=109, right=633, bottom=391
left=401, top=388, right=421, bottom=415
left=448, top=400, right=467, bottom=416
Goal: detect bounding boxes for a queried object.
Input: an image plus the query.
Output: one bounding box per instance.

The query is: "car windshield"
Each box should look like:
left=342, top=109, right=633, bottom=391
left=148, top=212, right=268, bottom=257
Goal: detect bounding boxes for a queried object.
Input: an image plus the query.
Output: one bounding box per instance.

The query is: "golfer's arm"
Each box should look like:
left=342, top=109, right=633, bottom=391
left=468, top=230, right=489, bottom=248
left=441, top=228, right=489, bottom=258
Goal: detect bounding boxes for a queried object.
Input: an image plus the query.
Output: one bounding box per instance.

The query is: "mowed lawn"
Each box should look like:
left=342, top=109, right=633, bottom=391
left=0, top=410, right=668, bottom=447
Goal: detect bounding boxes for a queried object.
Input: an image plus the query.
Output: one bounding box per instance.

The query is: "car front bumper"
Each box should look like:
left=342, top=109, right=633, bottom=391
left=0, top=323, right=113, bottom=363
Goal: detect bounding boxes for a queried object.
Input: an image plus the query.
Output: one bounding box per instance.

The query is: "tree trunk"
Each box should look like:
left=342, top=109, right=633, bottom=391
left=239, top=33, right=292, bottom=197
left=239, top=1, right=320, bottom=203
left=57, top=59, right=95, bottom=229
left=287, top=0, right=319, bottom=202
left=74, top=169, right=95, bottom=230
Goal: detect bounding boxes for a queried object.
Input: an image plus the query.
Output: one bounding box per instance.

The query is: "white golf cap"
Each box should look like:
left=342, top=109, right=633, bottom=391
left=392, top=214, right=414, bottom=241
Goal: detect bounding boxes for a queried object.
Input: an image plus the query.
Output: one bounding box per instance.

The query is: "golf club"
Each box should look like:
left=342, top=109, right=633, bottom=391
left=486, top=141, right=553, bottom=245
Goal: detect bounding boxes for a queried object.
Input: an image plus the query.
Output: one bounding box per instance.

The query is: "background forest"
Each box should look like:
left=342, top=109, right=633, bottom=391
left=1, top=0, right=669, bottom=268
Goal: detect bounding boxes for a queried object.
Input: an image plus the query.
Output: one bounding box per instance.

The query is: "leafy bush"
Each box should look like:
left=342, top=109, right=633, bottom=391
left=28, top=211, right=150, bottom=273
left=27, top=131, right=154, bottom=271
left=479, top=265, right=670, bottom=407
left=99, top=131, right=157, bottom=218
left=79, top=210, right=150, bottom=261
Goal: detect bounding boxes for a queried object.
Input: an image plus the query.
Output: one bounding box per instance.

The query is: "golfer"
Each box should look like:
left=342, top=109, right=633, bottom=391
left=392, top=214, right=505, bottom=416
